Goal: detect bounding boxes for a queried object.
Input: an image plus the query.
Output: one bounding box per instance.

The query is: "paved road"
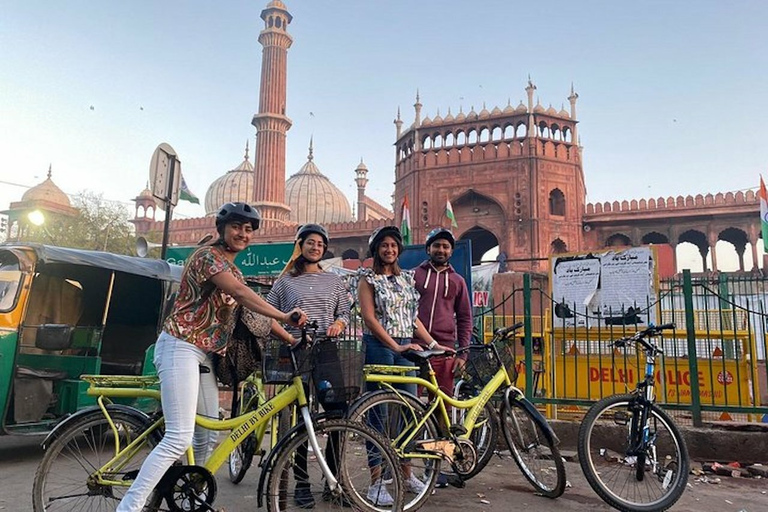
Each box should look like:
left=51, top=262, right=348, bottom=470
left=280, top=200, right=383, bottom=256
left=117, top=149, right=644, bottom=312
left=1, top=435, right=764, bottom=511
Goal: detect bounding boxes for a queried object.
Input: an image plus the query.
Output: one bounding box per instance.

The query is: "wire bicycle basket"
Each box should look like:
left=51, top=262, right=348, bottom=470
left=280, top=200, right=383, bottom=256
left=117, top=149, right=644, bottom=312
left=462, top=336, right=518, bottom=388
left=312, top=337, right=366, bottom=407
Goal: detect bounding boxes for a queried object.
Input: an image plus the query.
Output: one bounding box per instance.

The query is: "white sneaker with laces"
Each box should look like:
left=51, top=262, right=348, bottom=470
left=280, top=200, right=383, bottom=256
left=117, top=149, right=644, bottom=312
left=367, top=479, right=394, bottom=506
left=405, top=473, right=427, bottom=494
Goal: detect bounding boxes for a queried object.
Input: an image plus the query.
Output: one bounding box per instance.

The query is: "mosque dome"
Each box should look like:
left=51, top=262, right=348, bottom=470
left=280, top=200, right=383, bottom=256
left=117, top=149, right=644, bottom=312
left=204, top=143, right=255, bottom=216
left=515, top=101, right=527, bottom=114
left=22, top=166, right=71, bottom=207
left=533, top=101, right=545, bottom=114
left=546, top=104, right=558, bottom=116
left=285, top=140, right=352, bottom=225
left=559, top=106, right=571, bottom=118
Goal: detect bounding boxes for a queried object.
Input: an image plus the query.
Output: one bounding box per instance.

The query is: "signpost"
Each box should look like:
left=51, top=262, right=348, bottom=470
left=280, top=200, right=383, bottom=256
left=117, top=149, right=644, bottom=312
left=149, top=143, right=181, bottom=259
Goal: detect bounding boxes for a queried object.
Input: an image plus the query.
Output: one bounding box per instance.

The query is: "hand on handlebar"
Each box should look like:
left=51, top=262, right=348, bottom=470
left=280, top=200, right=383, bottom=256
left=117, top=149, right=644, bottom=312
left=326, top=320, right=344, bottom=338
left=286, top=308, right=307, bottom=327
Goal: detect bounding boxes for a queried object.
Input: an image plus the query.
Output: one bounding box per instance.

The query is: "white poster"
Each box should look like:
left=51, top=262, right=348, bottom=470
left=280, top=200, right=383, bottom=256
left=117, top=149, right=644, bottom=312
left=551, top=247, right=657, bottom=328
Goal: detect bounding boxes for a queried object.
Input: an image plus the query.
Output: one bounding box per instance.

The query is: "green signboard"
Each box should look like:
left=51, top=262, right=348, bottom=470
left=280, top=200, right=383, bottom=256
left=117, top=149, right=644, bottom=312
left=165, top=242, right=295, bottom=276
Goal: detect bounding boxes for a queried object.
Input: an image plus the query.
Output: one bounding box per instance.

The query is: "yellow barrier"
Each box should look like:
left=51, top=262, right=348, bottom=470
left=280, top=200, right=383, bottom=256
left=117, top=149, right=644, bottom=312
left=550, top=355, right=751, bottom=406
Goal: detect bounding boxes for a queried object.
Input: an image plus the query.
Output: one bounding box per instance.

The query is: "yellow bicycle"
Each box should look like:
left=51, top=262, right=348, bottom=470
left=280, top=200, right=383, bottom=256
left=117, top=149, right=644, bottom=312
left=348, top=324, right=566, bottom=511
left=32, top=335, right=404, bottom=512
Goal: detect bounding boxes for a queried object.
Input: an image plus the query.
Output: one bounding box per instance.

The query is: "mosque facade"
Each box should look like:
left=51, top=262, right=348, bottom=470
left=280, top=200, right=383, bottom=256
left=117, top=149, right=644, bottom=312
left=5, top=0, right=760, bottom=273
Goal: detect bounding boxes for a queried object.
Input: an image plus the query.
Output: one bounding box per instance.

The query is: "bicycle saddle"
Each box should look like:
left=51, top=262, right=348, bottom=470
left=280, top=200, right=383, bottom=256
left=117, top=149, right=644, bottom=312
left=402, top=348, right=450, bottom=363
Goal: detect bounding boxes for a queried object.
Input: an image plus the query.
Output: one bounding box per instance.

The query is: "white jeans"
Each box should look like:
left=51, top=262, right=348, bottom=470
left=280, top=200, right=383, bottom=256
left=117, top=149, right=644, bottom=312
left=117, top=332, right=220, bottom=511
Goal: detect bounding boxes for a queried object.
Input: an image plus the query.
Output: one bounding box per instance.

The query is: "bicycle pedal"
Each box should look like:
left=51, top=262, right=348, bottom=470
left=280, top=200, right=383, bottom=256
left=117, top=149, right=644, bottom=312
left=449, top=424, right=467, bottom=436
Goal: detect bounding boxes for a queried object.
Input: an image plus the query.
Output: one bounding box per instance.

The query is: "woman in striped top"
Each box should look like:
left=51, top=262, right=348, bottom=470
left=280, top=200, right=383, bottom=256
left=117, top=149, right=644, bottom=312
left=266, top=223, right=350, bottom=508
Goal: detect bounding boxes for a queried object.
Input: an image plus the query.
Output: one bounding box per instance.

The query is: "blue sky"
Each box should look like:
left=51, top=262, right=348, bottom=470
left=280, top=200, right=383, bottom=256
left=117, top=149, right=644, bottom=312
left=2, top=0, right=767, bottom=236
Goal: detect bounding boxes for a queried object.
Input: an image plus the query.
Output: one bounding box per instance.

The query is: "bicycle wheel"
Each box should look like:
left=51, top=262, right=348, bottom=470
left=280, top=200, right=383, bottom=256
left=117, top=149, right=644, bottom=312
left=578, top=394, right=689, bottom=512
left=500, top=396, right=566, bottom=498
left=266, top=419, right=405, bottom=512
left=229, top=381, right=261, bottom=484
left=453, top=385, right=499, bottom=480
left=347, top=391, right=440, bottom=512
left=32, top=408, right=161, bottom=512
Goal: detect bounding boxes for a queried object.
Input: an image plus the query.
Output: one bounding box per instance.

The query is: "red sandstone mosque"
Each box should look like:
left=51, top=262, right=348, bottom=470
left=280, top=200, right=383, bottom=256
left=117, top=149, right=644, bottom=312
left=8, top=0, right=761, bottom=273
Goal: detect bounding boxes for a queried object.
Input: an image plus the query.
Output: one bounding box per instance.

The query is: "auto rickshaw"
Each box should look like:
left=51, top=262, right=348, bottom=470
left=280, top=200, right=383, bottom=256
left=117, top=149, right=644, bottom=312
left=0, top=243, right=181, bottom=435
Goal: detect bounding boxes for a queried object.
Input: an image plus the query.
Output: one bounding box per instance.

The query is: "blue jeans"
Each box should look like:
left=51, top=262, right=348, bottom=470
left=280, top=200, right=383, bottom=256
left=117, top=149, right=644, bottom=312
left=364, top=334, right=417, bottom=468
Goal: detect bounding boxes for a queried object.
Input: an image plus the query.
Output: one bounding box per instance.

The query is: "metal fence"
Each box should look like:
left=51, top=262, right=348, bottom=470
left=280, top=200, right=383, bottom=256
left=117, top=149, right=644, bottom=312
left=474, top=271, right=768, bottom=426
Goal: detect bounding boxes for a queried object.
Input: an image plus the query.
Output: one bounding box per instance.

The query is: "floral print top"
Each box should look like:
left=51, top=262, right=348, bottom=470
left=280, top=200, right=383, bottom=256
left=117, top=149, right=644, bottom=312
left=350, top=267, right=420, bottom=338
left=163, top=246, right=244, bottom=353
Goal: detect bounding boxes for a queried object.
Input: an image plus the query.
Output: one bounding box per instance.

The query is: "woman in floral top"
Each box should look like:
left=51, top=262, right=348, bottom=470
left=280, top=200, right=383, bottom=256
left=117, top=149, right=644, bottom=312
left=117, top=202, right=306, bottom=512
left=356, top=225, right=453, bottom=505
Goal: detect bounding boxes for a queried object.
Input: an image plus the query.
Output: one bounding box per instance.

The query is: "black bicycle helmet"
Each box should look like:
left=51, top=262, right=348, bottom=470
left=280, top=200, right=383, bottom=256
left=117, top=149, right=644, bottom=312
left=296, top=223, right=329, bottom=247
left=215, top=202, right=261, bottom=234
left=368, top=225, right=403, bottom=256
left=425, top=227, right=455, bottom=249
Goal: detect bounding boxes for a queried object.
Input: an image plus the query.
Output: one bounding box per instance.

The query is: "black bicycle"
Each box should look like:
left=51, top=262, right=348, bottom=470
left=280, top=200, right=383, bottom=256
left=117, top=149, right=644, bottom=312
left=577, top=323, right=690, bottom=512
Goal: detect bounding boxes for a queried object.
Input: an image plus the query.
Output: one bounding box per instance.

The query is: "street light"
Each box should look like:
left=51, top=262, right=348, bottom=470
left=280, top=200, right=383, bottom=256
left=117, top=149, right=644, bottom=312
left=28, top=210, right=45, bottom=227
left=26, top=210, right=53, bottom=242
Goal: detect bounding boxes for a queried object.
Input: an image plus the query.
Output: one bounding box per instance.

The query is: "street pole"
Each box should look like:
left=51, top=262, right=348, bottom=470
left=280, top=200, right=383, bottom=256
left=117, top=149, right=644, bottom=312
left=161, top=155, right=176, bottom=260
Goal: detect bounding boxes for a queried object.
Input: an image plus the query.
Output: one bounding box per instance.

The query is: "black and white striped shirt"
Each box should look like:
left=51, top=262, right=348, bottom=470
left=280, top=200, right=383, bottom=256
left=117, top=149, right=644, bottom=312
left=266, top=271, right=351, bottom=337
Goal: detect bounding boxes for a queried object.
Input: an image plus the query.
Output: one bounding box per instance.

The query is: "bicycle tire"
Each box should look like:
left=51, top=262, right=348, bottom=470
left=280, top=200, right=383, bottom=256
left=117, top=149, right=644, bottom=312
left=347, top=391, right=440, bottom=512
left=500, top=397, right=566, bottom=498
left=454, top=386, right=500, bottom=480
left=32, top=409, right=161, bottom=512
left=229, top=382, right=260, bottom=484
left=578, top=394, right=690, bottom=512
left=266, top=419, right=405, bottom=512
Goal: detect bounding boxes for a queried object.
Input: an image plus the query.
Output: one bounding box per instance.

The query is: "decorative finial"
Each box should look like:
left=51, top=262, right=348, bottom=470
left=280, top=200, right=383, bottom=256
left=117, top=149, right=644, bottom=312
left=416, top=89, right=420, bottom=103
left=571, top=82, right=575, bottom=95
left=308, top=136, right=314, bottom=161
left=459, top=105, right=463, bottom=113
left=482, top=101, right=487, bottom=109
left=244, top=140, right=250, bottom=160
left=397, top=106, right=401, bottom=121
left=507, top=98, right=512, bottom=106
left=360, top=157, right=364, bottom=164
left=47, top=164, right=52, bottom=179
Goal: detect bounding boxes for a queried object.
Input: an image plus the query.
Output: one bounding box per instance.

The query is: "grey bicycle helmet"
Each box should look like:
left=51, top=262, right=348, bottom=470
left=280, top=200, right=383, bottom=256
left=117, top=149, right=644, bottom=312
left=296, top=223, right=329, bottom=247
left=215, top=202, right=261, bottom=234
left=425, top=227, right=455, bottom=249
left=368, top=225, right=403, bottom=256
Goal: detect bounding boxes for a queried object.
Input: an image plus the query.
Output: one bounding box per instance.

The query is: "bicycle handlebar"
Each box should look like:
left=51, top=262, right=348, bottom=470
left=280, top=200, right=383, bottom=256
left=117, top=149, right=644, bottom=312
left=610, top=323, right=675, bottom=352
left=494, top=321, right=524, bottom=338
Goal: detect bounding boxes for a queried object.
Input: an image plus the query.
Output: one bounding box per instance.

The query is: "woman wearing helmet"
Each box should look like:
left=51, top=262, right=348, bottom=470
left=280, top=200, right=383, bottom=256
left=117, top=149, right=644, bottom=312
left=117, top=202, right=306, bottom=512
left=353, top=225, right=454, bottom=505
left=267, top=223, right=351, bottom=507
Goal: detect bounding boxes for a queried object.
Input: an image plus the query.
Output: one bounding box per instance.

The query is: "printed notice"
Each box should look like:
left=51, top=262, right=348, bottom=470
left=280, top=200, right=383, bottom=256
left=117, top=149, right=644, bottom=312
left=551, top=247, right=657, bottom=328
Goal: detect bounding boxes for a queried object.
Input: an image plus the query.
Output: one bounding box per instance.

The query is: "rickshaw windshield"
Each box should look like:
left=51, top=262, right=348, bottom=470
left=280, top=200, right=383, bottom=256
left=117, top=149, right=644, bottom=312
left=0, top=252, right=22, bottom=312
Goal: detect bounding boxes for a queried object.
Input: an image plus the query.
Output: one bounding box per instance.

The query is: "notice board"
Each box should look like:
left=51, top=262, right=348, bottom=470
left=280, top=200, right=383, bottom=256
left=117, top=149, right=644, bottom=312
left=550, top=247, right=659, bottom=328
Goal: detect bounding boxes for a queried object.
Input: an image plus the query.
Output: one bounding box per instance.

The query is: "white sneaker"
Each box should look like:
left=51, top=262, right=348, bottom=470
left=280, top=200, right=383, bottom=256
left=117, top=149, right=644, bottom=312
left=405, top=473, right=427, bottom=494
left=367, top=479, right=394, bottom=506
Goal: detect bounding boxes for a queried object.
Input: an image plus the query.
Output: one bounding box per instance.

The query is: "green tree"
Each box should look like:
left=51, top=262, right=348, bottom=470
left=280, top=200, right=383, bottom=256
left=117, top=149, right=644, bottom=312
left=24, top=192, right=137, bottom=255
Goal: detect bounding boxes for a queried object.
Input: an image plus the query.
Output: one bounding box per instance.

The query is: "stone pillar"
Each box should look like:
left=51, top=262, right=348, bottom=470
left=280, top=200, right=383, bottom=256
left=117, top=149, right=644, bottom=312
left=707, top=233, right=718, bottom=272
